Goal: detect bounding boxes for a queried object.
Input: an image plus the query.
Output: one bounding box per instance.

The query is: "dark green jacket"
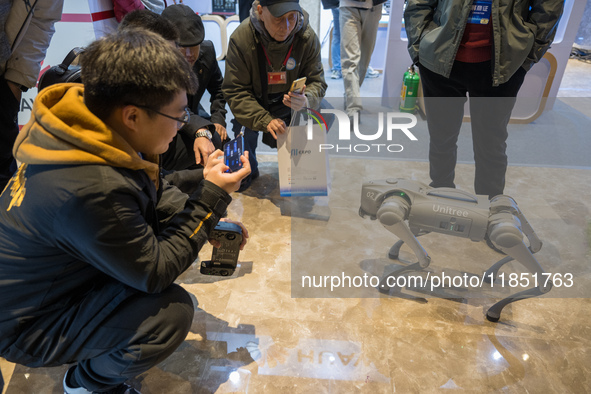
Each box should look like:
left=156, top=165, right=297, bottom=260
left=404, top=0, right=563, bottom=86
left=223, top=11, right=327, bottom=132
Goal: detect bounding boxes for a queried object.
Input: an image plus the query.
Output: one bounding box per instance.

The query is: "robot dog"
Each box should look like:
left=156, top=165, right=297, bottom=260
left=359, top=179, right=552, bottom=322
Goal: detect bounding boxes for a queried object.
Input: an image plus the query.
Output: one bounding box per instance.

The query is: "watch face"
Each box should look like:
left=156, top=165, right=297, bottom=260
left=197, top=130, right=212, bottom=139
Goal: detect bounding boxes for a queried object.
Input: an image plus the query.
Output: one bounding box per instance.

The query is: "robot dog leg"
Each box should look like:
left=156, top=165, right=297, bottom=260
left=483, top=196, right=552, bottom=322
left=375, top=196, right=432, bottom=294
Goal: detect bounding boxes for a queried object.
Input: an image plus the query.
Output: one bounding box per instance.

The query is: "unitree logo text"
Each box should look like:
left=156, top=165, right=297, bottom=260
left=306, top=109, right=418, bottom=153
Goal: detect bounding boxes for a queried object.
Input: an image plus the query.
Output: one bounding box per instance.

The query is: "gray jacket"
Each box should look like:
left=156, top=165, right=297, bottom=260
left=1, top=0, right=63, bottom=88
left=404, top=0, right=563, bottom=86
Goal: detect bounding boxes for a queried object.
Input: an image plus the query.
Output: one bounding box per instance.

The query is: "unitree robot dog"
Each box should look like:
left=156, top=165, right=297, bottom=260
left=359, top=179, right=552, bottom=322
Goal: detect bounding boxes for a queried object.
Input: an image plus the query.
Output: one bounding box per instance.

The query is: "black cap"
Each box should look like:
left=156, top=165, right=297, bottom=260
left=161, top=4, right=204, bottom=47
left=260, top=0, right=302, bottom=17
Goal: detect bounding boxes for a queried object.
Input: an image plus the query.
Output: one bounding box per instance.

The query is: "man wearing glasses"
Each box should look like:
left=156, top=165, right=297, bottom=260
left=117, top=9, right=217, bottom=194
left=133, top=104, right=191, bottom=131
left=0, top=29, right=250, bottom=394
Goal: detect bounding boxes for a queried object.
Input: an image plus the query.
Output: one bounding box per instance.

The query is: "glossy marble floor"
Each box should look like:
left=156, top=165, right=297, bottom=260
left=2, top=59, right=591, bottom=393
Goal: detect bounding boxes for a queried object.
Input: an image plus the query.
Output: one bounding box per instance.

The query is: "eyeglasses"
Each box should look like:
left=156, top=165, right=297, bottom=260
left=133, top=104, right=190, bottom=130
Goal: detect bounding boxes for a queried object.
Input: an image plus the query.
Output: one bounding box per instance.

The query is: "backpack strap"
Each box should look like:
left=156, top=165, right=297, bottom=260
left=55, top=47, right=84, bottom=75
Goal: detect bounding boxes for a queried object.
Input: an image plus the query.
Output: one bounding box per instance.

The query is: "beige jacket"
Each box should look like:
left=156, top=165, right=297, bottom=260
left=1, top=0, right=63, bottom=88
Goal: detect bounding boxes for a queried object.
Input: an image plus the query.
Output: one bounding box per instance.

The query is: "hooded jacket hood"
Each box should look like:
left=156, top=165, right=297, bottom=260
left=13, top=83, right=160, bottom=184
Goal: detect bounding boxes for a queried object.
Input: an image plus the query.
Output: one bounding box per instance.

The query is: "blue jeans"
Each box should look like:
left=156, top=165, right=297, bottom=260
left=331, top=8, right=341, bottom=71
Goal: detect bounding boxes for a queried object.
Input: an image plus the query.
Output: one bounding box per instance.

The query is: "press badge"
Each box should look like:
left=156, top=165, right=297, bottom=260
left=268, top=71, right=287, bottom=85
left=467, top=0, right=492, bottom=24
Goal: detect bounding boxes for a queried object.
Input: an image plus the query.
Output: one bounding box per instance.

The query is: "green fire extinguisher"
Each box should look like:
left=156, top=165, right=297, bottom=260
left=399, top=65, right=420, bottom=113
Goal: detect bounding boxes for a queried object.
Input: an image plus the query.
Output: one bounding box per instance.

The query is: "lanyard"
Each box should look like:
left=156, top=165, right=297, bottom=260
left=260, top=43, right=293, bottom=72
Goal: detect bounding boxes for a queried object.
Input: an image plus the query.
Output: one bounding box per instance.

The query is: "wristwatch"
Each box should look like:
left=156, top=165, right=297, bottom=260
left=195, top=129, right=212, bottom=140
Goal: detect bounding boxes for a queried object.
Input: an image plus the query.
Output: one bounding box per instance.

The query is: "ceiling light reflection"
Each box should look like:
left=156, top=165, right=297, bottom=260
left=229, top=371, right=240, bottom=383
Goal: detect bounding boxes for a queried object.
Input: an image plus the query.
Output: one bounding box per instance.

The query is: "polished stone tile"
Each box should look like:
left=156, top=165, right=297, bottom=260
left=3, top=156, right=591, bottom=393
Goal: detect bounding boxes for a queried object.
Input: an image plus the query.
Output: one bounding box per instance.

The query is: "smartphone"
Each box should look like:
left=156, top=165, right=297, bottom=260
left=223, top=134, right=244, bottom=172
left=289, top=76, right=307, bottom=93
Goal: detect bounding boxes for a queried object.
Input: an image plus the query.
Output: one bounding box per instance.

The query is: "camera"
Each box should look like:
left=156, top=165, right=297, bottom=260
left=200, top=222, right=243, bottom=276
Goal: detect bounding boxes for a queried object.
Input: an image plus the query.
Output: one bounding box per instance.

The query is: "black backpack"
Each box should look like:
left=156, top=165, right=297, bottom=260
left=38, top=47, right=84, bottom=91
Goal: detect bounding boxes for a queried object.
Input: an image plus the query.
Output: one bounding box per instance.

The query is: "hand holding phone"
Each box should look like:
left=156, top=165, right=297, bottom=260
left=284, top=77, right=309, bottom=111
left=223, top=134, right=244, bottom=172
left=290, top=77, right=307, bottom=93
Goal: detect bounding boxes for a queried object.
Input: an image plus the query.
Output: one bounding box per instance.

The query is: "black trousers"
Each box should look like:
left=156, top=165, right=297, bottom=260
left=418, top=61, right=527, bottom=198
left=1, top=281, right=194, bottom=392
left=0, top=77, right=20, bottom=192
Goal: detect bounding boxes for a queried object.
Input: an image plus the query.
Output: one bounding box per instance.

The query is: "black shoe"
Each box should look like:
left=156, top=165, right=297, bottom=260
left=108, top=384, right=142, bottom=394
left=63, top=366, right=141, bottom=394
left=251, top=169, right=260, bottom=180
left=237, top=169, right=259, bottom=192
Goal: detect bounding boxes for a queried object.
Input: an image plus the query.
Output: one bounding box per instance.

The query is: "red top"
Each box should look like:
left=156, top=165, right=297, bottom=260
left=455, top=22, right=493, bottom=63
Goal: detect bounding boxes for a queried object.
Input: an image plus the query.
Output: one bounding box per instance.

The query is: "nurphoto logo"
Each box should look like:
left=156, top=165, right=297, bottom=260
left=306, top=109, right=419, bottom=153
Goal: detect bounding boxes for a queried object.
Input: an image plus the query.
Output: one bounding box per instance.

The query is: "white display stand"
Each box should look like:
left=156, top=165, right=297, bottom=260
left=202, top=15, right=226, bottom=61
left=380, top=0, right=587, bottom=123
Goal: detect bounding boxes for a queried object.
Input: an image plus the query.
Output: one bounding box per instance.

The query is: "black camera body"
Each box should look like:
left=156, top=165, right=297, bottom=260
left=200, top=222, right=243, bottom=276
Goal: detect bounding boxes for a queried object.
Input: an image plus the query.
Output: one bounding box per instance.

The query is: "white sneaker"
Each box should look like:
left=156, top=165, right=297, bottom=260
left=366, top=66, right=380, bottom=78
left=63, top=366, right=91, bottom=394
left=331, top=69, right=342, bottom=79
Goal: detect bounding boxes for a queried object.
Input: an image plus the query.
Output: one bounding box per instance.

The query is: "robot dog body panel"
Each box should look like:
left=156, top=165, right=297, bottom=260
left=360, top=179, right=489, bottom=241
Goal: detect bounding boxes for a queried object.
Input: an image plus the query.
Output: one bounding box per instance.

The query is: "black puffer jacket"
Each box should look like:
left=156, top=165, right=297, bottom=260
left=0, top=84, right=230, bottom=345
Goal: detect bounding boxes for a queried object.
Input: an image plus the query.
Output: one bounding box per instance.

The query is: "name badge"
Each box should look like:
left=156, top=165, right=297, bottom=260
left=268, top=71, right=287, bottom=85
left=286, top=57, right=296, bottom=70
left=467, top=0, right=492, bottom=24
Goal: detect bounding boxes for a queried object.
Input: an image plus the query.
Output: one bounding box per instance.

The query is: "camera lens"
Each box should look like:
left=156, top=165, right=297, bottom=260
left=226, top=233, right=236, bottom=241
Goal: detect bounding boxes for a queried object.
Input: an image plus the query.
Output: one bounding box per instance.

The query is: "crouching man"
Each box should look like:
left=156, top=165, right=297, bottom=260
left=0, top=28, right=250, bottom=394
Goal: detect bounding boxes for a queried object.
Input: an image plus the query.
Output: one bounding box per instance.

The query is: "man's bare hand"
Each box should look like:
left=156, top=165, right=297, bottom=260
left=283, top=86, right=308, bottom=112
left=203, top=150, right=251, bottom=194
left=6, top=80, right=22, bottom=102
left=266, top=118, right=287, bottom=140
left=194, top=130, right=215, bottom=165
left=214, top=123, right=228, bottom=142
